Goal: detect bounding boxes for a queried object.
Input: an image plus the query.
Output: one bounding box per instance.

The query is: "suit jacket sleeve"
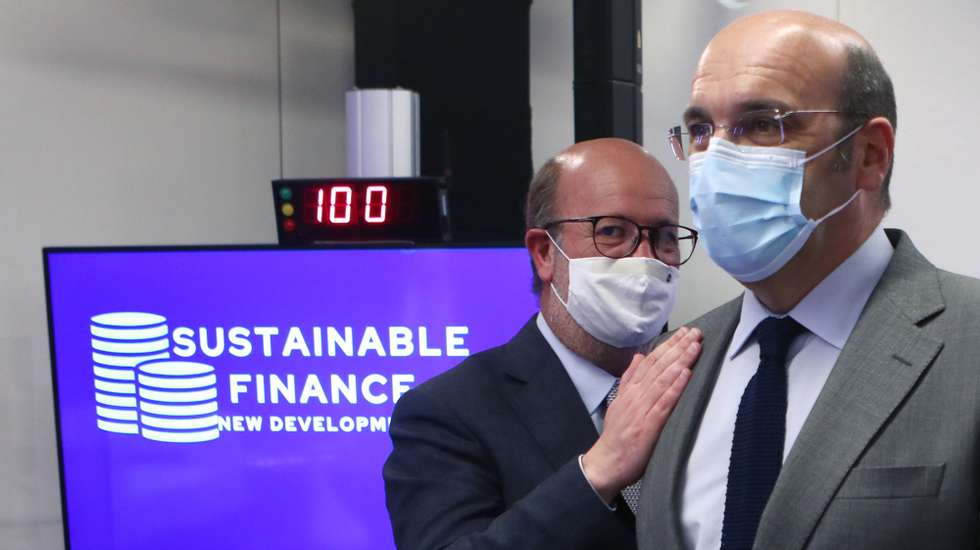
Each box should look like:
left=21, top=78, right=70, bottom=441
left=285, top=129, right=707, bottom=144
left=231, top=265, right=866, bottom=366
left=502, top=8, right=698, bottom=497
left=383, top=386, right=626, bottom=550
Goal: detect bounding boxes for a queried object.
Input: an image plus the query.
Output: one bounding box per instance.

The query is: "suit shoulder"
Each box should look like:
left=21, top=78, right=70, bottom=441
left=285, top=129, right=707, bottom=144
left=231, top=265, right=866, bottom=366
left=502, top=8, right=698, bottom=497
left=935, top=270, right=980, bottom=334
left=681, top=295, right=743, bottom=331
left=938, top=269, right=980, bottom=303
left=649, top=296, right=741, bottom=349
left=400, top=340, right=509, bottom=406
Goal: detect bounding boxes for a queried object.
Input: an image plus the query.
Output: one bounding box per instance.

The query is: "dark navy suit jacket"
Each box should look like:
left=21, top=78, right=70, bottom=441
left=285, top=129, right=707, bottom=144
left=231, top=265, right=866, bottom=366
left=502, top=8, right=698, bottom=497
left=383, top=316, right=636, bottom=549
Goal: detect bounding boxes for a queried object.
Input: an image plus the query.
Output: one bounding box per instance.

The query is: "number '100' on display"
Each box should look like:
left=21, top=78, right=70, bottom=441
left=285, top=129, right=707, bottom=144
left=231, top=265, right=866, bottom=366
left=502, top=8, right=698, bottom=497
left=316, top=185, right=389, bottom=225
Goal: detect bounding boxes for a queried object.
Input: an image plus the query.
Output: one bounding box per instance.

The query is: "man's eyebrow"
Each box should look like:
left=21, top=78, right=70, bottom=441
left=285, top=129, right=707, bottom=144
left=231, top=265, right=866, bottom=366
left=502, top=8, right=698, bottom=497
left=735, top=99, right=794, bottom=113
left=648, top=216, right=679, bottom=228
left=682, top=106, right=709, bottom=124
left=682, top=99, right=795, bottom=125
left=598, top=213, right=676, bottom=227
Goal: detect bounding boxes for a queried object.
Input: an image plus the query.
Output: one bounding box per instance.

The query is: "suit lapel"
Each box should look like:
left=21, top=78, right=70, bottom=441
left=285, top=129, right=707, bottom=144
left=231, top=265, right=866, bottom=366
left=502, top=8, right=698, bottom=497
left=754, top=230, right=946, bottom=550
left=497, top=317, right=600, bottom=470
left=643, top=298, right=743, bottom=545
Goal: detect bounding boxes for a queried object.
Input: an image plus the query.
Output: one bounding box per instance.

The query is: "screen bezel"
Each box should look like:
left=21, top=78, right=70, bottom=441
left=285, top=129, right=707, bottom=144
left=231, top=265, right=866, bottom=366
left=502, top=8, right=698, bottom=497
left=42, top=242, right=531, bottom=549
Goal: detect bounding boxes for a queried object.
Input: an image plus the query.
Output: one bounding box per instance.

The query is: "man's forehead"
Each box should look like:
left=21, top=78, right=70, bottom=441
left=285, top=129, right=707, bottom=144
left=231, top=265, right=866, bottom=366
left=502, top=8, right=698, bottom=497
left=689, top=24, right=843, bottom=116
left=555, top=162, right=678, bottom=222
left=709, top=9, right=869, bottom=54
left=559, top=152, right=673, bottom=193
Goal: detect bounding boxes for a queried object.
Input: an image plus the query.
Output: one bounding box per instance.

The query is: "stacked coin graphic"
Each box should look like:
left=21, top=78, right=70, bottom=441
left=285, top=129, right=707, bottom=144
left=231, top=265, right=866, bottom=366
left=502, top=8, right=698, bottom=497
left=90, top=312, right=171, bottom=435
left=136, top=361, right=220, bottom=443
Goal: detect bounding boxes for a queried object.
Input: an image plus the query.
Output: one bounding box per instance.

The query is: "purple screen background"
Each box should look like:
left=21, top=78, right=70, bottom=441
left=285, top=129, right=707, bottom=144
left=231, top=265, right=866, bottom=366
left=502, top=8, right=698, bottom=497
left=46, top=247, right=537, bottom=550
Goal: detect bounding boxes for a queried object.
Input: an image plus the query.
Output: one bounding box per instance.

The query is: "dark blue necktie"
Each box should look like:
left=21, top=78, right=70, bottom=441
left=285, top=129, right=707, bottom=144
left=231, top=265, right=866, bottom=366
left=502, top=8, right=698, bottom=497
left=720, top=316, right=805, bottom=550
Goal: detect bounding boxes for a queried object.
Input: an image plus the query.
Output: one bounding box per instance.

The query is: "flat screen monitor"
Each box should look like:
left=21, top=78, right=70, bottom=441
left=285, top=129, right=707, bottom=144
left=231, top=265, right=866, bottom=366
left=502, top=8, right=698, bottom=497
left=44, top=246, right=537, bottom=550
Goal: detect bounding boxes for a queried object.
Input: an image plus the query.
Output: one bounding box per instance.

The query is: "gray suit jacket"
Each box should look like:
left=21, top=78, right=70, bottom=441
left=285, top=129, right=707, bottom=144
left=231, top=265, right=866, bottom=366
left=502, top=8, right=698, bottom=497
left=638, top=229, right=980, bottom=549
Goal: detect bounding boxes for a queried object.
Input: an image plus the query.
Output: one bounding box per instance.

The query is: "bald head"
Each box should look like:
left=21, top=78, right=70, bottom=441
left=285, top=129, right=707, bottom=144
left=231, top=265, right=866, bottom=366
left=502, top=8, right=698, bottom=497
left=694, top=11, right=868, bottom=116
left=684, top=9, right=898, bottom=311
left=525, top=138, right=676, bottom=232
left=524, top=138, right=677, bottom=294
left=707, top=10, right=871, bottom=65
left=687, top=9, right=896, bottom=208
left=552, top=138, right=677, bottom=215
left=554, top=137, right=669, bottom=172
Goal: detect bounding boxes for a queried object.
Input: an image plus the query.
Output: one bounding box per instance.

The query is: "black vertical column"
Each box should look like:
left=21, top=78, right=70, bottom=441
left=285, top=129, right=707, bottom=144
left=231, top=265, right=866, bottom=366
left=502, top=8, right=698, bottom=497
left=352, top=0, right=533, bottom=243
left=573, top=0, right=643, bottom=144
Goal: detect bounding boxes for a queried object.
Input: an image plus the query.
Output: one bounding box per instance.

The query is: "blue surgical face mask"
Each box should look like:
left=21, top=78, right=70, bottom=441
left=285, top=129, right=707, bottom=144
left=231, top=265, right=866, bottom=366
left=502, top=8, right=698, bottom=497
left=688, top=128, right=862, bottom=283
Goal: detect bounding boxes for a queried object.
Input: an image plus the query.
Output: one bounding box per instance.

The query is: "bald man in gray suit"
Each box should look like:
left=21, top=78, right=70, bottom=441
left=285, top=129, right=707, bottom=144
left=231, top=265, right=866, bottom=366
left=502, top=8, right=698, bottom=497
left=639, top=10, right=980, bottom=550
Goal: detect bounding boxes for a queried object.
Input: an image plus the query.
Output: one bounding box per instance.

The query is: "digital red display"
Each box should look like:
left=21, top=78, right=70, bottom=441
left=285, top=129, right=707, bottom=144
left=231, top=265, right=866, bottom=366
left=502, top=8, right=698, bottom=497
left=315, top=185, right=389, bottom=225
left=273, top=178, right=448, bottom=244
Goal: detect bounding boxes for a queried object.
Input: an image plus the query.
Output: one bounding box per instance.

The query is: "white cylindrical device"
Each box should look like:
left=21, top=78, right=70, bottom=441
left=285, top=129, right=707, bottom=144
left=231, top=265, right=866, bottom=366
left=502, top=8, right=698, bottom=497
left=346, top=88, right=420, bottom=177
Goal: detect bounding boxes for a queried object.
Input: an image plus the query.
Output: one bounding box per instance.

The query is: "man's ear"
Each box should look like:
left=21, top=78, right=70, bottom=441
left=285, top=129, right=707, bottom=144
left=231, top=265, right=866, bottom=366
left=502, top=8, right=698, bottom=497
left=525, top=228, right=555, bottom=286
left=854, top=116, right=895, bottom=195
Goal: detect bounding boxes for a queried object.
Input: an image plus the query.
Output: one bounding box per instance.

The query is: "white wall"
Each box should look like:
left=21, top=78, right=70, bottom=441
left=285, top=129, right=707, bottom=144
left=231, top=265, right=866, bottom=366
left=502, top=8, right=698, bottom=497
left=0, top=1, right=353, bottom=548
left=529, top=1, right=574, bottom=168
left=844, top=0, right=980, bottom=279
left=530, top=0, right=980, bottom=326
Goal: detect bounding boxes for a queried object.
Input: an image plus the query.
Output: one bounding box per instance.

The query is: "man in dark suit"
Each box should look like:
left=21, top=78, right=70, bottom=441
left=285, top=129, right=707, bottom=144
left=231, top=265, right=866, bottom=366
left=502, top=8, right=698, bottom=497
left=639, top=10, right=980, bottom=550
left=384, top=138, right=703, bottom=549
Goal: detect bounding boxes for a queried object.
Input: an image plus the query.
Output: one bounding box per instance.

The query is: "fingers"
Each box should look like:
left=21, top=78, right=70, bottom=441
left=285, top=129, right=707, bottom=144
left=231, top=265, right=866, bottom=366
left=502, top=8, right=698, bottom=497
left=631, top=327, right=702, bottom=388
left=615, top=337, right=700, bottom=423
left=594, top=332, right=702, bottom=492
left=627, top=328, right=688, bottom=388
left=645, top=327, right=689, bottom=364
left=657, top=333, right=701, bottom=374
left=620, top=353, right=646, bottom=386
left=595, top=336, right=700, bottom=491
left=645, top=364, right=693, bottom=427
left=615, top=327, right=702, bottom=422
left=650, top=328, right=701, bottom=372
left=635, top=344, right=695, bottom=414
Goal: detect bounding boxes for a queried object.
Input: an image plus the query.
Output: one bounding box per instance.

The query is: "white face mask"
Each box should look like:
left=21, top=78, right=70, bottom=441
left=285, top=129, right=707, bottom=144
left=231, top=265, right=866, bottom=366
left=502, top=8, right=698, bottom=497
left=547, top=234, right=679, bottom=348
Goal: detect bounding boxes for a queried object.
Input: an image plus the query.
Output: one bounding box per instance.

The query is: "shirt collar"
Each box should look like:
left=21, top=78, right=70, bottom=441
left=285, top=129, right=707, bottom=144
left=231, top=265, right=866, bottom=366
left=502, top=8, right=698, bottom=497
left=729, top=225, right=894, bottom=359
left=536, top=313, right=618, bottom=417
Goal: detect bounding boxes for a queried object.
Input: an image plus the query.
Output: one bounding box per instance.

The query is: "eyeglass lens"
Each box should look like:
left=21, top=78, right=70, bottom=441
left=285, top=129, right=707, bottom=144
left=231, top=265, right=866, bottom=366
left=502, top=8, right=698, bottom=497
left=593, top=217, right=694, bottom=265
left=668, top=110, right=788, bottom=160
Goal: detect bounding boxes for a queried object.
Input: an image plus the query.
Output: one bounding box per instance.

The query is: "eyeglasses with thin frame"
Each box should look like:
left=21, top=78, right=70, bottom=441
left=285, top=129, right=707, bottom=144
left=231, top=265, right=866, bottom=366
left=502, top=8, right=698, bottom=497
left=541, top=216, right=698, bottom=266
left=666, top=109, right=855, bottom=161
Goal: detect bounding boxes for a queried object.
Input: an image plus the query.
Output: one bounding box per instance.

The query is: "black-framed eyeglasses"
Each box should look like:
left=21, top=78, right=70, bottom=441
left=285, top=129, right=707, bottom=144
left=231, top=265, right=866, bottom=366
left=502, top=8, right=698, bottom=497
left=667, top=108, right=855, bottom=160
left=541, top=216, right=698, bottom=266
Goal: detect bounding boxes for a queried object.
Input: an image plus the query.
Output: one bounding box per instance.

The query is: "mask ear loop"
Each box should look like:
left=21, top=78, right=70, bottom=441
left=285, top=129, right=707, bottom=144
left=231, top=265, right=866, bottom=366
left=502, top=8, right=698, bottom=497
left=545, top=230, right=571, bottom=261
left=799, top=124, right=865, bottom=166
left=545, top=231, right=571, bottom=307
left=814, top=188, right=861, bottom=224
left=799, top=123, right=866, bottom=223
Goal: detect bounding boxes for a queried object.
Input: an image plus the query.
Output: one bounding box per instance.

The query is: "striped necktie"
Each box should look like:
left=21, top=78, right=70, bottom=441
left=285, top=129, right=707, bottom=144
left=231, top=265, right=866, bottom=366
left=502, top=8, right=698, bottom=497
left=605, top=379, right=641, bottom=514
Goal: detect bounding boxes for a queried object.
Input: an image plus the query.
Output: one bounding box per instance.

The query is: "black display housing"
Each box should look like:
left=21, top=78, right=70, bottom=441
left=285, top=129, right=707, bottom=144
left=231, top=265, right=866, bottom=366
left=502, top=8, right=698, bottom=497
left=272, top=178, right=450, bottom=245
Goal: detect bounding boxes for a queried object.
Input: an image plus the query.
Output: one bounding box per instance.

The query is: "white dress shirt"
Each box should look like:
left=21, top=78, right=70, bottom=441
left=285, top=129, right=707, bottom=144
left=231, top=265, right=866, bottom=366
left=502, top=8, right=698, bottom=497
left=536, top=314, right=621, bottom=508
left=680, top=227, right=894, bottom=550
left=536, top=313, right=618, bottom=432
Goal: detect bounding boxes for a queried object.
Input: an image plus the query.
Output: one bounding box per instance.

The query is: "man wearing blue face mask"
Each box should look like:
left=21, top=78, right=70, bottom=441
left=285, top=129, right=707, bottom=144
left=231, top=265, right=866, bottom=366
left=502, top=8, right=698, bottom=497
left=384, top=138, right=704, bottom=549
left=638, top=10, right=980, bottom=550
